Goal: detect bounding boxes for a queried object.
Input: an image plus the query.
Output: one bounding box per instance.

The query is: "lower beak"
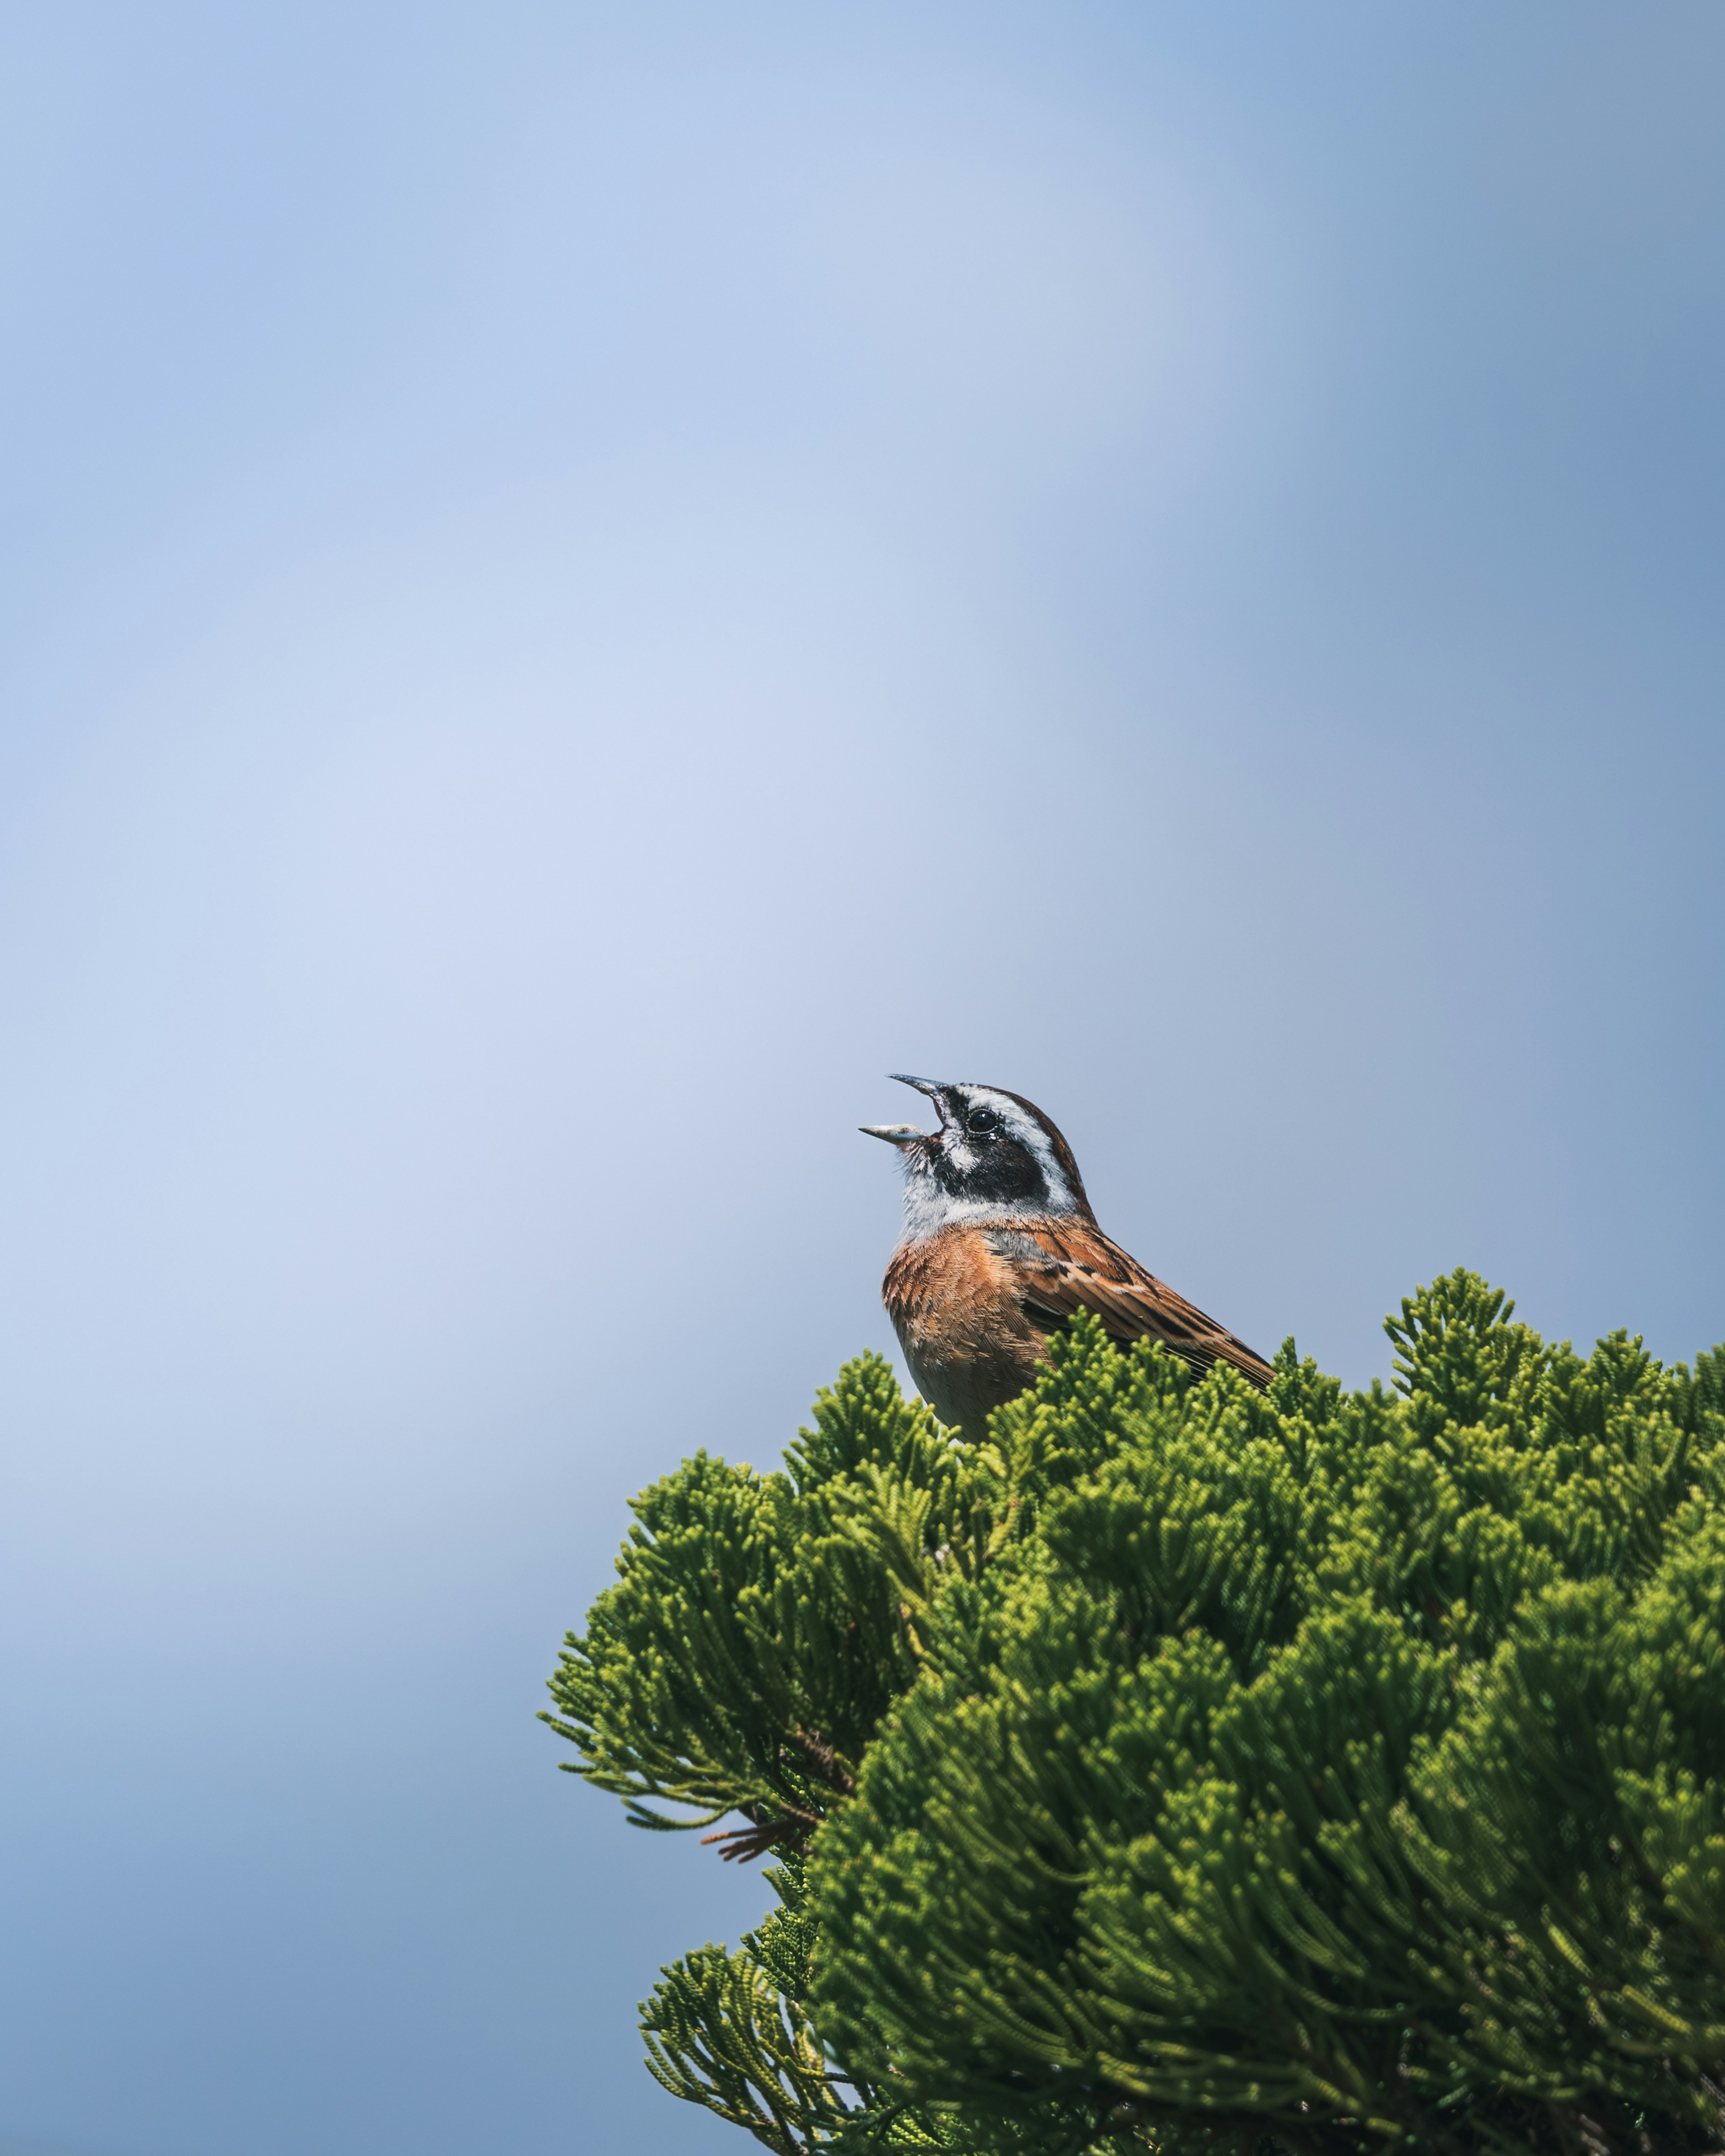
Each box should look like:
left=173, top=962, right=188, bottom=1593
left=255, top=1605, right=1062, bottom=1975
left=860, top=1123, right=928, bottom=1146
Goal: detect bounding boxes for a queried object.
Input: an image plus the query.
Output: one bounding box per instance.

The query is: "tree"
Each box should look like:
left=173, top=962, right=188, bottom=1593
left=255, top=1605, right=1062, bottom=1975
left=544, top=1272, right=1725, bottom=2154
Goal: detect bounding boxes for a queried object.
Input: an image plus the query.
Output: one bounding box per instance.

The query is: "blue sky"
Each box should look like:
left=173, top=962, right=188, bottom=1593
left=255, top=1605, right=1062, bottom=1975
left=1, top=5, right=1721, bottom=2153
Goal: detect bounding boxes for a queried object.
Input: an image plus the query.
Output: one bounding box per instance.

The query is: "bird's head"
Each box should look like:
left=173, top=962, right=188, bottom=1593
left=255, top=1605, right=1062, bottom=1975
left=861, top=1076, right=1094, bottom=1239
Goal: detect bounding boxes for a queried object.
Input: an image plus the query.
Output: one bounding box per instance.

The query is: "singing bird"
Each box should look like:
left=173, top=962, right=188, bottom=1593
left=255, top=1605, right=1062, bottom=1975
left=862, top=1075, right=1271, bottom=1436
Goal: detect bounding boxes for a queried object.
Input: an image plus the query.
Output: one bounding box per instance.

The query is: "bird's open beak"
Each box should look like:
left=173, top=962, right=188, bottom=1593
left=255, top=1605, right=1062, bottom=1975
left=860, top=1074, right=952, bottom=1145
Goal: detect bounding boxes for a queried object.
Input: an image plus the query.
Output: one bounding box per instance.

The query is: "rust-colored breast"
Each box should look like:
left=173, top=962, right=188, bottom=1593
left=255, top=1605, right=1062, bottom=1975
left=882, top=1226, right=1046, bottom=1438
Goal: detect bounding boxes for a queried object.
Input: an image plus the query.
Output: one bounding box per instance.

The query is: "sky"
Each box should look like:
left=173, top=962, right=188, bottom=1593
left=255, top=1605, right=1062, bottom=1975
left=0, top=4, right=1721, bottom=2152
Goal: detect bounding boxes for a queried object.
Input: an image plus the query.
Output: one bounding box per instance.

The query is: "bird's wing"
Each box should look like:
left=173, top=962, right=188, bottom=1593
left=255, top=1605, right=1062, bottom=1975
left=985, top=1221, right=1273, bottom=1390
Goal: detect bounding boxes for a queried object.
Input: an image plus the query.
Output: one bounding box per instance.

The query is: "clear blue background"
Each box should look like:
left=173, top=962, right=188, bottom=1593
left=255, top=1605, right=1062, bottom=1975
left=1, top=5, right=1721, bottom=2152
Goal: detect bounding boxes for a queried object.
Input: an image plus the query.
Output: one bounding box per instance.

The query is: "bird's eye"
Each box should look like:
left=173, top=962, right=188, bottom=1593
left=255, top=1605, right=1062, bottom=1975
left=967, top=1108, right=1000, bottom=1133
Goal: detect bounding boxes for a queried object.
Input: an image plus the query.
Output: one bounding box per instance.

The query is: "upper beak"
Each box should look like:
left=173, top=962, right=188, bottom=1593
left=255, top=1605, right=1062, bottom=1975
left=889, top=1073, right=953, bottom=1125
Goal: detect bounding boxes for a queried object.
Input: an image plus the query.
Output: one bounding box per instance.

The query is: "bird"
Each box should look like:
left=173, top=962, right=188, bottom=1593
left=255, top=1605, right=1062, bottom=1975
left=862, top=1075, right=1272, bottom=1436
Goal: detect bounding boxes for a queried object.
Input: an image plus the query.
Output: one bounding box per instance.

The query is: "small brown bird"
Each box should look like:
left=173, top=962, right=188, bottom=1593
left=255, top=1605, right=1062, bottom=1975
left=862, top=1075, right=1271, bottom=1435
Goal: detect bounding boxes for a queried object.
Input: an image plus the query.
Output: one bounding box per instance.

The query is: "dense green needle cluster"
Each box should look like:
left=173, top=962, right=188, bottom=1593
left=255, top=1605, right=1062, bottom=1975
left=544, top=1273, right=1725, bottom=2154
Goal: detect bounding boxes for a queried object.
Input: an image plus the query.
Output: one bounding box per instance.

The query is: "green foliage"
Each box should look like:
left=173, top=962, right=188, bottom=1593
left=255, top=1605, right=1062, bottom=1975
left=545, top=1274, right=1725, bottom=2154
left=544, top=1354, right=980, bottom=1851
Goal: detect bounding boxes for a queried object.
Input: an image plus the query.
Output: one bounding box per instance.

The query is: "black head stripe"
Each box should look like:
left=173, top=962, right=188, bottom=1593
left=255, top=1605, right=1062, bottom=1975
left=930, top=1125, right=1046, bottom=1208
left=990, top=1087, right=1094, bottom=1220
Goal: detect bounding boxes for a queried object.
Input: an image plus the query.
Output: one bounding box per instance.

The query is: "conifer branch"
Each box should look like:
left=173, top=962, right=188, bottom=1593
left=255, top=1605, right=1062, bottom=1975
left=783, top=1725, right=856, bottom=1799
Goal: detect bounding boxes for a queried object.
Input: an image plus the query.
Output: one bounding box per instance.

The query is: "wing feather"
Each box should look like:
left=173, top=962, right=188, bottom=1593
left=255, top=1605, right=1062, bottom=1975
left=991, top=1222, right=1273, bottom=1390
